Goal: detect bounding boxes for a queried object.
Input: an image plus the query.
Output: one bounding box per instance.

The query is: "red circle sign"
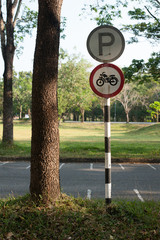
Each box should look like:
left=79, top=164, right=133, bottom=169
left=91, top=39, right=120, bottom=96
left=89, top=63, right=124, bottom=98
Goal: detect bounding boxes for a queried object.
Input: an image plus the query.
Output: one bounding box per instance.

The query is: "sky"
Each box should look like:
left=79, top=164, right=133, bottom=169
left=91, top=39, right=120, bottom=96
left=0, top=0, right=158, bottom=78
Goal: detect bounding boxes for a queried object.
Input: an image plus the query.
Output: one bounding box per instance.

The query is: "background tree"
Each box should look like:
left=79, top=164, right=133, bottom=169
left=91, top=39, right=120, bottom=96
left=147, top=101, right=160, bottom=122
left=85, top=98, right=103, bottom=121
left=82, top=0, right=127, bottom=25
left=13, top=71, right=32, bottom=119
left=0, top=1, right=37, bottom=145
left=115, top=83, right=143, bottom=123
left=146, top=52, right=160, bottom=81
left=30, top=0, right=63, bottom=203
left=58, top=54, right=93, bottom=122
left=123, top=0, right=160, bottom=43
left=123, top=53, right=160, bottom=84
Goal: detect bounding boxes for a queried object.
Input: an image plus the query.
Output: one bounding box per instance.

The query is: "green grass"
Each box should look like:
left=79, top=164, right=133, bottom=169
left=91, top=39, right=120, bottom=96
left=59, top=122, right=160, bottom=160
left=0, top=194, right=160, bottom=240
left=0, top=121, right=160, bottom=161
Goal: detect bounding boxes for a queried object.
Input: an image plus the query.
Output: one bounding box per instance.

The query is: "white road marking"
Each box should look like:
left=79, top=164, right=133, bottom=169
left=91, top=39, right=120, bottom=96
left=0, top=162, right=8, bottom=166
left=26, top=165, right=30, bottom=169
left=90, top=163, right=93, bottom=170
left=87, top=189, right=92, bottom=200
left=59, top=163, right=65, bottom=170
left=147, top=164, right=156, bottom=170
left=119, top=164, right=125, bottom=170
left=134, top=189, right=144, bottom=202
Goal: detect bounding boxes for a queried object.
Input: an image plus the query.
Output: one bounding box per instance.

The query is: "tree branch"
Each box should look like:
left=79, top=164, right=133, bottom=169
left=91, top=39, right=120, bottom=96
left=155, top=0, right=160, bottom=6
left=13, top=0, right=22, bottom=27
left=0, top=0, right=6, bottom=59
left=12, top=0, right=18, bottom=9
left=144, top=5, right=159, bottom=23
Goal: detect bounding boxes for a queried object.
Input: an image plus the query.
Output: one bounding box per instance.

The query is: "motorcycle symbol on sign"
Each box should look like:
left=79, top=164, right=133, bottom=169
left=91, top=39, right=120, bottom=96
left=96, top=72, right=118, bottom=87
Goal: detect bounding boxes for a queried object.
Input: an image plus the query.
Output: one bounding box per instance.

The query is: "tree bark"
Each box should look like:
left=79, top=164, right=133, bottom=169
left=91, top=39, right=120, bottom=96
left=126, top=111, right=130, bottom=123
left=2, top=1, right=16, bottom=145
left=3, top=60, right=14, bottom=144
left=157, top=112, right=159, bottom=122
left=81, top=109, right=85, bottom=122
left=19, top=105, right=22, bottom=119
left=30, top=0, right=63, bottom=203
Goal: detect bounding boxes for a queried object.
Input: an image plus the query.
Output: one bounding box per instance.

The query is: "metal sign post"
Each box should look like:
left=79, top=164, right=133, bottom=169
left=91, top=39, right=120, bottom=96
left=104, top=97, right=111, bottom=204
left=89, top=63, right=124, bottom=204
left=87, top=25, right=125, bottom=205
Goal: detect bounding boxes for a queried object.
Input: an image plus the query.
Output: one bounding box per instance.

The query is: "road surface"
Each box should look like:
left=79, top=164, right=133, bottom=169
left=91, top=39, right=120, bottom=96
left=0, top=161, right=160, bottom=202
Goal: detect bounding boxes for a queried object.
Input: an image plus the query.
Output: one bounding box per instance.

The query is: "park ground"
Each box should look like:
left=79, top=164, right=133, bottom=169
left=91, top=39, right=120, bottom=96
left=0, top=121, right=160, bottom=162
left=0, top=121, right=160, bottom=239
left=1, top=194, right=160, bottom=239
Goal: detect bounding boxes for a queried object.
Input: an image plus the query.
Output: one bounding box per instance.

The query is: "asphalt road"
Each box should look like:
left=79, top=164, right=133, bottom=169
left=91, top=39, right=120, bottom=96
left=0, top=161, right=160, bottom=202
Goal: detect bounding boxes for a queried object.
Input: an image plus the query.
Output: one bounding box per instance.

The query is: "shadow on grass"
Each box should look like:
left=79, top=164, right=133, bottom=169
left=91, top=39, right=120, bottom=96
left=0, top=194, right=160, bottom=240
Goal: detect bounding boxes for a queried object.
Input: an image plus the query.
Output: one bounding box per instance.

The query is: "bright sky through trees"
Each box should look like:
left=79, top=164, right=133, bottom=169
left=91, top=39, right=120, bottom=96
left=0, top=0, right=158, bottom=77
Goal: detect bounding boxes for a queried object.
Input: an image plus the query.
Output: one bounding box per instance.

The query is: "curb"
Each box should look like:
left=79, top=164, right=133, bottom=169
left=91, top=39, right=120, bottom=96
left=0, top=157, right=160, bottom=164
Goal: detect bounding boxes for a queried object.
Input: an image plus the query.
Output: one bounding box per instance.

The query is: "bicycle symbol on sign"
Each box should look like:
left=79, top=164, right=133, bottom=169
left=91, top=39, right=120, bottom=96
left=96, top=72, right=118, bottom=87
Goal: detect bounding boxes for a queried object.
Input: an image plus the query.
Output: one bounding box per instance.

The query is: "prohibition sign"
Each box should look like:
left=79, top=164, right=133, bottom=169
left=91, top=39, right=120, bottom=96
left=89, top=63, right=124, bottom=98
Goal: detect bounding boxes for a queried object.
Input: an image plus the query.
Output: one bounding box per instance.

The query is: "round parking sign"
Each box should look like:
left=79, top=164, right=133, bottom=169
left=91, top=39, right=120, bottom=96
left=89, top=63, right=124, bottom=98
left=87, top=25, right=125, bottom=63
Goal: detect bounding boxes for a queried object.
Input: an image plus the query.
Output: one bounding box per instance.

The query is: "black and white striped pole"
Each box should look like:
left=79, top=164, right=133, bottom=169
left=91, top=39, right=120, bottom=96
left=104, top=98, right=111, bottom=204
left=89, top=64, right=124, bottom=206
left=87, top=25, right=125, bottom=206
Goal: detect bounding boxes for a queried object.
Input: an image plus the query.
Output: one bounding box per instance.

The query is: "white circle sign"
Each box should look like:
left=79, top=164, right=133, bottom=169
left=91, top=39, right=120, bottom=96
left=87, top=25, right=125, bottom=63
left=90, top=63, right=124, bottom=98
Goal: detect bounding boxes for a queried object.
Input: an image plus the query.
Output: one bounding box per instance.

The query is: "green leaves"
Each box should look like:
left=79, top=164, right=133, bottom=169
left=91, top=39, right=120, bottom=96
left=148, top=101, right=160, bottom=122
left=146, top=52, right=160, bottom=81
left=123, top=0, right=160, bottom=43
left=81, top=0, right=127, bottom=26
left=82, top=0, right=160, bottom=43
left=14, top=5, right=38, bottom=55
left=122, top=52, right=160, bottom=84
left=58, top=53, right=93, bottom=121
left=128, top=8, right=150, bottom=20
left=13, top=71, right=32, bottom=119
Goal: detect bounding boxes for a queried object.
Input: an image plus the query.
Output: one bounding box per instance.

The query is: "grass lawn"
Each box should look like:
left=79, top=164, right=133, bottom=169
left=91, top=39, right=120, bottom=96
left=60, top=122, right=160, bottom=161
left=0, top=121, right=160, bottom=161
left=0, top=194, right=160, bottom=240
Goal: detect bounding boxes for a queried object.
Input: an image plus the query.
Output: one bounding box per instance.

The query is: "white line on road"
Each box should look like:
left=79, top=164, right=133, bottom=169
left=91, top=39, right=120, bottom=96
left=59, top=163, right=65, bottom=170
left=147, top=164, right=156, bottom=170
left=134, top=189, right=144, bottom=202
left=90, top=163, right=93, bottom=170
left=87, top=189, right=92, bottom=200
left=0, top=162, right=8, bottom=166
left=119, top=164, right=125, bottom=170
left=27, top=163, right=65, bottom=170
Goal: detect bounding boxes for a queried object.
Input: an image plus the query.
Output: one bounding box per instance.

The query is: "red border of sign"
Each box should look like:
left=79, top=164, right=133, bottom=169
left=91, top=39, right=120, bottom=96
left=89, top=63, right=125, bottom=98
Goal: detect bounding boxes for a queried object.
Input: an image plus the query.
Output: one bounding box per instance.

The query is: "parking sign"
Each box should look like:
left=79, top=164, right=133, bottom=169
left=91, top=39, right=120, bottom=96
left=87, top=25, right=125, bottom=63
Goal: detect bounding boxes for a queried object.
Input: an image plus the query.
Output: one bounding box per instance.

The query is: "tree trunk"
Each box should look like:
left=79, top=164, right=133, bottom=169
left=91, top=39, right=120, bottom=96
left=81, top=109, right=85, bottom=122
left=2, top=2, right=15, bottom=145
left=28, top=108, right=31, bottom=119
left=3, top=61, right=14, bottom=144
left=157, top=112, right=159, bottom=122
left=30, top=0, right=63, bottom=203
left=126, top=111, right=130, bottom=123
left=19, top=105, right=22, bottom=119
